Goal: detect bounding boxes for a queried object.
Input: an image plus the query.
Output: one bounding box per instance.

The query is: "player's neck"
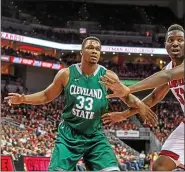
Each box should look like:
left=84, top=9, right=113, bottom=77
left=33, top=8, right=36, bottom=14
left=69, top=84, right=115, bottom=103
left=80, top=62, right=99, bottom=76
left=172, top=58, right=183, bottom=67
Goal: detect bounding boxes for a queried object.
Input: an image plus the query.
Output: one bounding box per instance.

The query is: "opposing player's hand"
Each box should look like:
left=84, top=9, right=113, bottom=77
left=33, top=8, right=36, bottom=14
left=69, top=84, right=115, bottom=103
left=102, top=111, right=130, bottom=126
left=137, top=102, right=158, bottom=127
left=99, top=75, right=130, bottom=98
left=102, top=105, right=157, bottom=127
left=4, top=93, right=24, bottom=106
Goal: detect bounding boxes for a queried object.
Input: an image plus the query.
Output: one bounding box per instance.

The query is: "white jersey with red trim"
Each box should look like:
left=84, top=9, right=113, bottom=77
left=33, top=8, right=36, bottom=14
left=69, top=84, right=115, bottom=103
left=165, top=61, right=184, bottom=112
left=160, top=61, right=185, bottom=168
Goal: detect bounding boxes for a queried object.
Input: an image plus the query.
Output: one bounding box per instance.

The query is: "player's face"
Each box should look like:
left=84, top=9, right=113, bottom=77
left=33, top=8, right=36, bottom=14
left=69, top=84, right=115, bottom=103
left=81, top=40, right=101, bottom=64
left=165, top=30, right=184, bottom=59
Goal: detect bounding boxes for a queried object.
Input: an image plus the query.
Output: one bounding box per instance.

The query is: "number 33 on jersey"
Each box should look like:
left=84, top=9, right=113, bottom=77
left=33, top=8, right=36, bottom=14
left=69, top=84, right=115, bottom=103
left=61, top=64, right=108, bottom=134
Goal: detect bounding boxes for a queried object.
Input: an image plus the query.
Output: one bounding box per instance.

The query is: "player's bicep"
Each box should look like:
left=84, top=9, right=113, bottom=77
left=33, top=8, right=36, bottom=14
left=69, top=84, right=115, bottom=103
left=106, top=70, right=142, bottom=107
left=105, top=70, right=120, bottom=91
left=105, top=70, right=120, bottom=81
left=169, top=63, right=184, bottom=80
left=44, top=81, right=63, bottom=102
left=44, top=69, right=68, bottom=102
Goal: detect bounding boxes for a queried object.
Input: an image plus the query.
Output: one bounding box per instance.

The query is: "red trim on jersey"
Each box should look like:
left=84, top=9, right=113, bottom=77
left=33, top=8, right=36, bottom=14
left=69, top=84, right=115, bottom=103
left=159, top=150, right=179, bottom=160
left=177, top=164, right=185, bottom=169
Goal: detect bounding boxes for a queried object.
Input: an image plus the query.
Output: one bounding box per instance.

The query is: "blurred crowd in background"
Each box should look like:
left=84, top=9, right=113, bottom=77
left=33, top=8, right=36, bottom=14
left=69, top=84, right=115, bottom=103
left=1, top=0, right=184, bottom=171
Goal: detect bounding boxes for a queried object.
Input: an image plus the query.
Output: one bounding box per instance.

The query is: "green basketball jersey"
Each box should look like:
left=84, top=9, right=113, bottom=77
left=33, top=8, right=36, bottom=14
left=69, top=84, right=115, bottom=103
left=61, top=63, right=108, bottom=134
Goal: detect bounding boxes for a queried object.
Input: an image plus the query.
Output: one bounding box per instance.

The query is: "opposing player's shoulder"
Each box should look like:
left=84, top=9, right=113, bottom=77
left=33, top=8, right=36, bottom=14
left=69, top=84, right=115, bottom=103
left=105, top=70, right=119, bottom=81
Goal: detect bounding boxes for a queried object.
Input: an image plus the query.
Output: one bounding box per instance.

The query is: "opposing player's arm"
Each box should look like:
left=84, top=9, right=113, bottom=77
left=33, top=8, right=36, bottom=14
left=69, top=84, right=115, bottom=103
left=129, top=62, right=184, bottom=93
left=106, top=70, right=143, bottom=108
left=122, top=65, right=170, bottom=116
left=105, top=68, right=170, bottom=116
left=124, top=84, right=170, bottom=116
left=22, top=68, right=69, bottom=105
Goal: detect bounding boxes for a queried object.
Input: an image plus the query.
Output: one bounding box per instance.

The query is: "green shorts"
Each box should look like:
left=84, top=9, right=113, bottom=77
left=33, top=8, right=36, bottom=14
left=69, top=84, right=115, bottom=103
left=48, top=122, right=119, bottom=171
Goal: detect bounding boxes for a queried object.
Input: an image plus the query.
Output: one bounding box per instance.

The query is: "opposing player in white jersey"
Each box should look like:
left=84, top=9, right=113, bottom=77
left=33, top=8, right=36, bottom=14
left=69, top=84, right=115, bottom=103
left=100, top=24, right=184, bottom=171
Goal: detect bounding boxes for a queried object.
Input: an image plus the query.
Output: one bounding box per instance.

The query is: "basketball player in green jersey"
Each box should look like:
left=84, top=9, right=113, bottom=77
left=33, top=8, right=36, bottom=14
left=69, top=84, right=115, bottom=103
left=6, top=36, right=156, bottom=171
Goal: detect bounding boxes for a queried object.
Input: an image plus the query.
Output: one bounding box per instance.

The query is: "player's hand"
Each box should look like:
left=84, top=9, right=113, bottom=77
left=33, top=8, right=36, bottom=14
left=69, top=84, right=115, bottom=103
left=137, top=102, right=158, bottom=127
left=4, top=93, right=25, bottom=106
left=102, top=111, right=130, bottom=126
left=99, top=75, right=130, bottom=98
left=102, top=105, right=157, bottom=127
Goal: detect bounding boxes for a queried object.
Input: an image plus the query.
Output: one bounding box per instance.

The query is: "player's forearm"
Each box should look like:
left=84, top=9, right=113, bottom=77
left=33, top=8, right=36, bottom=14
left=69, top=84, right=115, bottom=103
left=122, top=94, right=142, bottom=108
left=119, top=107, right=139, bottom=118
left=129, top=71, right=171, bottom=93
left=141, top=92, right=162, bottom=108
left=118, top=95, right=161, bottom=118
left=22, top=91, right=49, bottom=105
left=119, top=86, right=168, bottom=117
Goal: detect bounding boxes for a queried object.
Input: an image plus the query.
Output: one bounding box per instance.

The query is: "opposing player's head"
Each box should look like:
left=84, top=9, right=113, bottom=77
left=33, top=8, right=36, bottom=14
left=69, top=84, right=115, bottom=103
left=165, top=24, right=184, bottom=60
left=81, top=36, right=101, bottom=64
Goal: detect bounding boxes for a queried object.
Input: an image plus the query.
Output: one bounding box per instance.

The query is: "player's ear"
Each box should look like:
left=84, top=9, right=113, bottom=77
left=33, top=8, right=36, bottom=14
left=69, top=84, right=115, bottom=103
left=80, top=51, right=83, bottom=56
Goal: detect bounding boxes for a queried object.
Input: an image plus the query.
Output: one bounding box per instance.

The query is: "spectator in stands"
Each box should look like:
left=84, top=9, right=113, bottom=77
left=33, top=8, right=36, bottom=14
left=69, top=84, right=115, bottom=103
left=139, top=150, right=146, bottom=167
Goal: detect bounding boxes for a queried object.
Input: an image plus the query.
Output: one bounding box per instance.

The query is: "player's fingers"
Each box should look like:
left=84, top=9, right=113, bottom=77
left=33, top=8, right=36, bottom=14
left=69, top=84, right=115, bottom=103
left=8, top=99, right=12, bottom=106
left=140, top=113, right=149, bottom=122
left=106, top=94, right=117, bottom=99
left=150, top=114, right=158, bottom=125
left=100, top=76, right=116, bottom=86
left=102, top=114, right=111, bottom=120
left=5, top=96, right=17, bottom=101
left=4, top=96, right=14, bottom=101
left=102, top=116, right=110, bottom=121
left=100, top=76, right=110, bottom=83
left=99, top=81, right=112, bottom=87
left=4, top=96, right=10, bottom=100
left=8, top=93, right=20, bottom=96
left=109, top=121, right=115, bottom=127
left=103, top=75, right=117, bottom=84
left=103, top=121, right=111, bottom=126
left=151, top=114, right=158, bottom=126
left=102, top=113, right=110, bottom=118
left=148, top=108, right=157, bottom=119
left=99, top=81, right=106, bottom=86
left=148, top=110, right=158, bottom=124
left=147, top=113, right=156, bottom=127
left=103, top=119, right=111, bottom=125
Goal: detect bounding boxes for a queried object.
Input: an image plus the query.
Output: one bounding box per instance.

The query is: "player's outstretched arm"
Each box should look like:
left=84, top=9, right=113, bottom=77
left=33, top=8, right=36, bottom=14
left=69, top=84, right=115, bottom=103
left=103, top=70, right=158, bottom=126
left=102, top=84, right=169, bottom=127
left=105, top=70, right=141, bottom=107
left=5, top=68, right=69, bottom=105
left=129, top=62, right=184, bottom=93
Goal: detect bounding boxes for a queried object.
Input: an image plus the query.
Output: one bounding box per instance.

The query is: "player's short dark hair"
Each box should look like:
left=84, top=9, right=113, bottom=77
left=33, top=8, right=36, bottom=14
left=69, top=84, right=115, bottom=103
left=81, top=36, right=101, bottom=50
left=165, top=24, right=184, bottom=40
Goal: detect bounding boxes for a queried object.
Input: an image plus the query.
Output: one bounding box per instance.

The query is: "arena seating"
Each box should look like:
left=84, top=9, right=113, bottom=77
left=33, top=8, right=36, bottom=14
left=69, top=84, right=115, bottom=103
left=1, top=85, right=183, bottom=171
left=1, top=46, right=161, bottom=79
left=2, top=2, right=183, bottom=47
left=1, top=1, right=184, bottom=171
left=1, top=46, right=61, bottom=63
